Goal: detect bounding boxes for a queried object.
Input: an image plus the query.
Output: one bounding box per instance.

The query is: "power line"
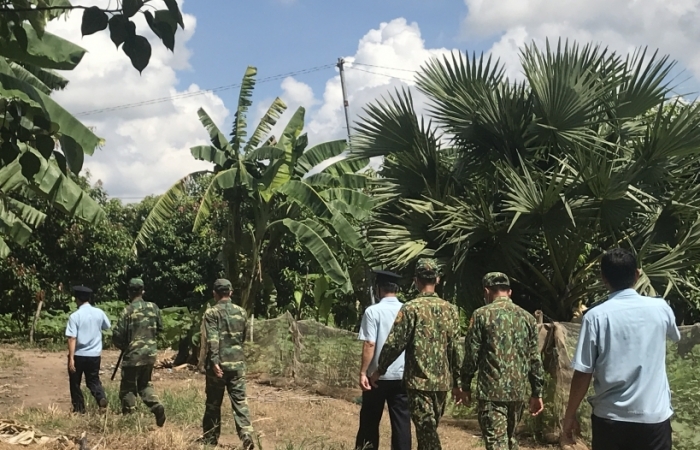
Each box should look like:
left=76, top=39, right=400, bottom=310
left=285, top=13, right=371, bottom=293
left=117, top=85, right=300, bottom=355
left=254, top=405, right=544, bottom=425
left=348, top=66, right=416, bottom=84
left=352, top=62, right=419, bottom=73
left=75, top=63, right=336, bottom=117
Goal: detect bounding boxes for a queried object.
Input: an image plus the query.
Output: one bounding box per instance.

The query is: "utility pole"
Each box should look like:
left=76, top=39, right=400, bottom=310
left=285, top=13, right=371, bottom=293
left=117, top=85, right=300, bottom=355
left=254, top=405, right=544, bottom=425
left=337, top=58, right=352, bottom=144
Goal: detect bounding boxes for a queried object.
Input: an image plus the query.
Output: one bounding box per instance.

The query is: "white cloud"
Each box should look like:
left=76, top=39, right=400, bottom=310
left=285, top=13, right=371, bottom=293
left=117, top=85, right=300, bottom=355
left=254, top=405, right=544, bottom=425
left=47, top=0, right=227, bottom=200
left=275, top=18, right=455, bottom=147
left=463, top=0, right=700, bottom=86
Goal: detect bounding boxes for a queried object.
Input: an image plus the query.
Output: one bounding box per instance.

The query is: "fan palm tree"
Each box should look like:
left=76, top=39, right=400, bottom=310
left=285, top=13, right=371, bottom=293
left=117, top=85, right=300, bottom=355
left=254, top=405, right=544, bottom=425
left=135, top=67, right=374, bottom=311
left=353, top=41, right=700, bottom=321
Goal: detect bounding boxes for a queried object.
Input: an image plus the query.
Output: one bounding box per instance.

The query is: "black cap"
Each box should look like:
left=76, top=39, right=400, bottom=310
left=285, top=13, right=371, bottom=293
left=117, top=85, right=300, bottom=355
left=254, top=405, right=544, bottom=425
left=72, top=286, right=92, bottom=295
left=372, top=270, right=402, bottom=285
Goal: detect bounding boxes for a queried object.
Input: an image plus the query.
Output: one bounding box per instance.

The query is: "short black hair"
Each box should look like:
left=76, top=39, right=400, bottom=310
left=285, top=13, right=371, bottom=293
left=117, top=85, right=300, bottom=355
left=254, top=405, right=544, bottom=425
left=416, top=276, right=437, bottom=285
left=486, top=284, right=510, bottom=292
left=601, top=248, right=637, bottom=291
left=378, top=282, right=399, bottom=294
left=215, top=288, right=232, bottom=296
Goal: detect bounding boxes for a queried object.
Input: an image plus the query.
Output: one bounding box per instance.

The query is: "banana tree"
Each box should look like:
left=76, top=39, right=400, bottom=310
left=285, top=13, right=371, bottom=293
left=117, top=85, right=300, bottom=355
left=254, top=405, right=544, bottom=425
left=0, top=15, right=107, bottom=257
left=353, top=41, right=700, bottom=321
left=135, top=67, right=374, bottom=312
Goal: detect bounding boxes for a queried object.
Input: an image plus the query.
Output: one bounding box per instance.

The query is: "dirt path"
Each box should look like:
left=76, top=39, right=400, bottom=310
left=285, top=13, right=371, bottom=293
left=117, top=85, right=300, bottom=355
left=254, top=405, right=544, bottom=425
left=0, top=348, right=549, bottom=449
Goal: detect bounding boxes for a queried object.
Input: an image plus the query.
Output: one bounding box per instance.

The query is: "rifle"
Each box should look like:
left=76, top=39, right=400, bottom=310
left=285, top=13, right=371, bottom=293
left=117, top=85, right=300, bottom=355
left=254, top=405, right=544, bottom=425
left=111, top=351, right=124, bottom=381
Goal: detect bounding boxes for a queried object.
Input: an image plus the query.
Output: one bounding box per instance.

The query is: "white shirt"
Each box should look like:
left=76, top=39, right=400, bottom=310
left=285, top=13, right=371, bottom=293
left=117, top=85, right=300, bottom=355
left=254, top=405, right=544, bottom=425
left=359, top=296, right=405, bottom=380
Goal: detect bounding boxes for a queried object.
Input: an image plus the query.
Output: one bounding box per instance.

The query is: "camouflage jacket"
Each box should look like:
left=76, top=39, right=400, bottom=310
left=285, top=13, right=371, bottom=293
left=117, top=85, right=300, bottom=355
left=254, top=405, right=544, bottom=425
left=112, top=298, right=163, bottom=367
left=377, top=292, right=461, bottom=392
left=204, top=299, right=247, bottom=373
left=461, top=296, right=544, bottom=401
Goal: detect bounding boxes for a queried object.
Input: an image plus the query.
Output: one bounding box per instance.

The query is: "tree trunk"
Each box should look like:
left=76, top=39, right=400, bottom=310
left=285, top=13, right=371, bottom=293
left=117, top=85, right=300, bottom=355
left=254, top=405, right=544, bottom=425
left=29, top=291, right=45, bottom=344
left=197, top=315, right=207, bottom=373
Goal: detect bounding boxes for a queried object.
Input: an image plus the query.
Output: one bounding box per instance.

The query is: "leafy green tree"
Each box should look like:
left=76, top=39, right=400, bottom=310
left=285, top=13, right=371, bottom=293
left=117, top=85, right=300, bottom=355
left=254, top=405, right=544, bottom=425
left=135, top=67, right=375, bottom=312
left=123, top=176, right=226, bottom=309
left=354, top=41, right=700, bottom=322
left=0, top=0, right=185, bottom=257
left=0, top=173, right=132, bottom=329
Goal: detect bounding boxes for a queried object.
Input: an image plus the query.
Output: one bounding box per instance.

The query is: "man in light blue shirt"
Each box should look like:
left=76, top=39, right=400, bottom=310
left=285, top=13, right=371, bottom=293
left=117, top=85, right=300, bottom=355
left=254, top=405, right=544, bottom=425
left=563, top=249, right=680, bottom=450
left=356, top=270, right=411, bottom=450
left=65, top=286, right=111, bottom=413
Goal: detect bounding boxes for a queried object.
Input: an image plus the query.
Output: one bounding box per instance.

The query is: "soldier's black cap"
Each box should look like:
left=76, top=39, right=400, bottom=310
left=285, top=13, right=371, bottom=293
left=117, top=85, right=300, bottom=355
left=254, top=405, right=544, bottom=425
left=372, top=270, right=402, bottom=285
left=72, top=285, right=93, bottom=294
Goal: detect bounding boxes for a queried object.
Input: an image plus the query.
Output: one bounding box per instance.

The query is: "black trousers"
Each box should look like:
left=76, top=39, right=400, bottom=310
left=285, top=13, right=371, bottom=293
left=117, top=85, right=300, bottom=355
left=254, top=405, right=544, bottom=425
left=68, top=355, right=106, bottom=413
left=592, top=415, right=672, bottom=450
left=356, top=380, right=412, bottom=450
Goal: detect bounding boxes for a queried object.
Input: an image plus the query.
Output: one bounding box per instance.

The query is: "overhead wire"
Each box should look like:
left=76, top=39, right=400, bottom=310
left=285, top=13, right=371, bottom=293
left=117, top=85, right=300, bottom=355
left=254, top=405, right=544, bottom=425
left=75, top=63, right=337, bottom=117
left=352, top=62, right=419, bottom=73
left=347, top=66, right=416, bottom=84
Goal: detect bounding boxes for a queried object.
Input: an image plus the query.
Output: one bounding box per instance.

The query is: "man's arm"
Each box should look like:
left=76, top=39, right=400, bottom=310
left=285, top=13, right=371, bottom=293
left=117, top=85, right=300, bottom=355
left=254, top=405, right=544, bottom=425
left=65, top=315, right=77, bottom=372
left=666, top=305, right=681, bottom=343
left=376, top=307, right=413, bottom=376
left=562, top=371, right=593, bottom=441
left=461, top=313, right=481, bottom=392
left=528, top=319, right=545, bottom=398
left=204, top=310, right=220, bottom=366
left=112, top=309, right=128, bottom=351
left=155, top=305, right=163, bottom=334
left=563, top=315, right=597, bottom=441
left=101, top=311, right=111, bottom=331
left=446, top=306, right=462, bottom=389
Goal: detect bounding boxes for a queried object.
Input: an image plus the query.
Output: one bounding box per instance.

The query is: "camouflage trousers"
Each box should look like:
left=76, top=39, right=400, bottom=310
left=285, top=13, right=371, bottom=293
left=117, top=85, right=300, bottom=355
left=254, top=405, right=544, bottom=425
left=202, top=369, right=254, bottom=445
left=119, top=365, right=162, bottom=414
left=477, top=400, right=525, bottom=450
left=407, top=389, right=448, bottom=450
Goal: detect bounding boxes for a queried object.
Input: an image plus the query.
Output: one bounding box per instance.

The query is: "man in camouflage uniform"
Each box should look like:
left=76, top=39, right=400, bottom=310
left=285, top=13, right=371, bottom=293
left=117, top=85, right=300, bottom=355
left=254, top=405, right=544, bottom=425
left=371, top=258, right=461, bottom=450
left=112, top=278, right=166, bottom=427
left=459, top=272, right=544, bottom=450
left=201, top=279, right=255, bottom=449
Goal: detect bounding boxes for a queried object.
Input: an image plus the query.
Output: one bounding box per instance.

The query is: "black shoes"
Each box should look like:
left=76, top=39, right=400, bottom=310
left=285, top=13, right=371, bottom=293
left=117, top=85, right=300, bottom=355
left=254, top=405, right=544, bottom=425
left=152, top=404, right=166, bottom=427
left=242, top=435, right=255, bottom=450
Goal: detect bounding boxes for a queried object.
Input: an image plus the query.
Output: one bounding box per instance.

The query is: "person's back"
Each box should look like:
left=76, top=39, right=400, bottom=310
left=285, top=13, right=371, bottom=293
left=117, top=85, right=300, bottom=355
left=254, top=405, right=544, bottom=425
left=112, top=279, right=165, bottom=426
left=401, top=293, right=460, bottom=391
left=65, top=286, right=110, bottom=414
left=564, top=248, right=680, bottom=450
left=468, top=298, right=540, bottom=401
left=204, top=300, right=247, bottom=372
left=202, top=279, right=254, bottom=450
left=460, top=272, right=544, bottom=450
left=69, top=303, right=110, bottom=357
left=577, top=291, right=679, bottom=422
left=374, top=259, right=460, bottom=450
left=363, top=299, right=405, bottom=379
left=118, top=299, right=162, bottom=367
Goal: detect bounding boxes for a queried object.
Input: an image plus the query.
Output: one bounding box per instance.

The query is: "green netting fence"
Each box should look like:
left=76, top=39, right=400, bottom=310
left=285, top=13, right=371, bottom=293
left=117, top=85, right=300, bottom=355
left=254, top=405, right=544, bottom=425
left=540, top=322, right=700, bottom=450
left=241, top=313, right=700, bottom=449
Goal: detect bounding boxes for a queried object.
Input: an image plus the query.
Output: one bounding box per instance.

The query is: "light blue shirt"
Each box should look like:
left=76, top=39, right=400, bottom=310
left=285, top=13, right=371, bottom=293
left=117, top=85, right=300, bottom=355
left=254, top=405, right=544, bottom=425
left=65, top=303, right=111, bottom=357
left=572, top=289, right=681, bottom=424
left=359, top=296, right=405, bottom=381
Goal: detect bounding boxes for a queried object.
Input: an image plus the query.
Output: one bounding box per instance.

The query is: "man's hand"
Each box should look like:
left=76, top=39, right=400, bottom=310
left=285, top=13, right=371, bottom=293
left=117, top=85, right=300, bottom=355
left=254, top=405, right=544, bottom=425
left=213, top=364, right=223, bottom=378
left=529, top=397, right=544, bottom=416
left=452, top=387, right=470, bottom=406
left=454, top=388, right=471, bottom=406
left=359, top=373, right=372, bottom=391
left=369, top=371, right=380, bottom=388
left=68, top=357, right=76, bottom=374
left=561, top=414, right=580, bottom=445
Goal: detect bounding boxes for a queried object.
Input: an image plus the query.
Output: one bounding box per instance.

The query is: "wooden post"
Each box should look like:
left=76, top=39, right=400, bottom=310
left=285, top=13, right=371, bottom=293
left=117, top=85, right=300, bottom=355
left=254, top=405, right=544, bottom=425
left=534, top=310, right=544, bottom=325
left=29, top=290, right=45, bottom=344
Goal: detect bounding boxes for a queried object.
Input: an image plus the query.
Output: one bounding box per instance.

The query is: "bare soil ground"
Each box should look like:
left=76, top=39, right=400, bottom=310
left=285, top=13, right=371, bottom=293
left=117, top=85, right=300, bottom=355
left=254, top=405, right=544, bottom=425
left=0, top=348, right=550, bottom=450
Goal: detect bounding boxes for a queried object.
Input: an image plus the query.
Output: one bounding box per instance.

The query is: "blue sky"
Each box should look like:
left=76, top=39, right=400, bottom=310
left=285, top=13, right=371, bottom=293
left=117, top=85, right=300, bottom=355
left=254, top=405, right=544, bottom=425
left=177, top=0, right=487, bottom=109
left=49, top=0, right=700, bottom=199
